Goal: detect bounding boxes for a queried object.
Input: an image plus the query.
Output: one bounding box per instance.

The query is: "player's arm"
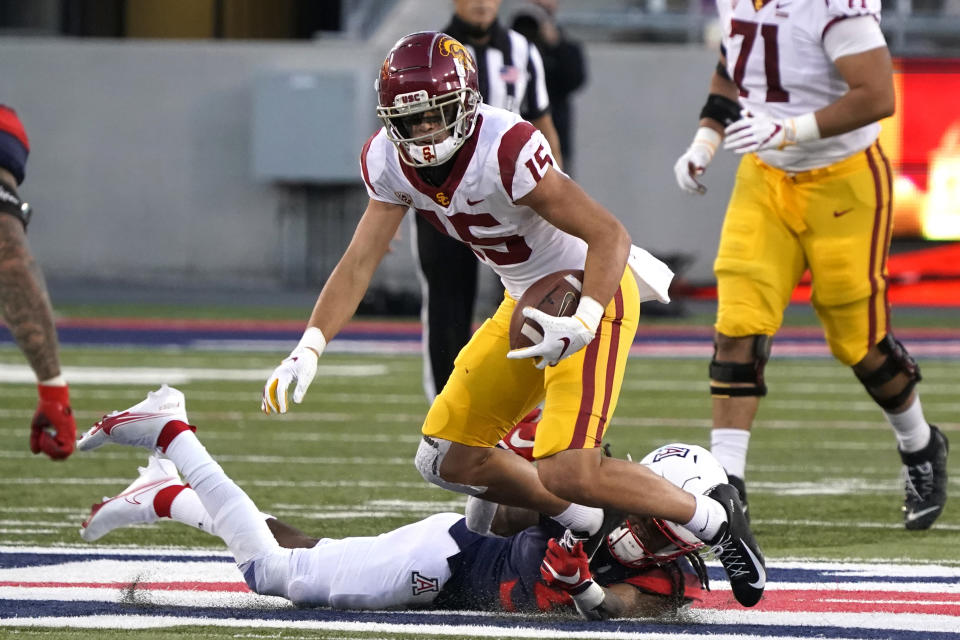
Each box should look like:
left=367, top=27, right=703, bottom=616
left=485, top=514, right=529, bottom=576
left=601, top=582, right=680, bottom=618
left=303, top=198, right=407, bottom=340
left=507, top=168, right=629, bottom=367
left=673, top=51, right=738, bottom=194
left=262, top=198, right=407, bottom=414
left=0, top=182, right=59, bottom=382
left=517, top=169, right=629, bottom=314
left=814, top=44, right=894, bottom=137
left=0, top=167, right=76, bottom=460
left=725, top=17, right=892, bottom=153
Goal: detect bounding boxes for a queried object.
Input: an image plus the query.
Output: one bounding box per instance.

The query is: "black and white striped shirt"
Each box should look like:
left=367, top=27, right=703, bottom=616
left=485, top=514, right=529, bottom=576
left=442, top=16, right=551, bottom=120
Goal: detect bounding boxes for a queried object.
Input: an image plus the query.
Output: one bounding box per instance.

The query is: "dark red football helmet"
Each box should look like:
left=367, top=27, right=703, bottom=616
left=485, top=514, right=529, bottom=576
left=376, top=31, right=481, bottom=166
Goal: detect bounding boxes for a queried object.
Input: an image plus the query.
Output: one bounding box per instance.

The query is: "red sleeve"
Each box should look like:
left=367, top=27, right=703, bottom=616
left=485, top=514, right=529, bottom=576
left=0, top=106, right=29, bottom=150
left=621, top=563, right=705, bottom=603
left=497, top=121, right=538, bottom=200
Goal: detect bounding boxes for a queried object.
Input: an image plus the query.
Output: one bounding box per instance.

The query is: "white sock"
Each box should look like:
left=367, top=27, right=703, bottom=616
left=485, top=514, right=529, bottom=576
left=552, top=503, right=604, bottom=536
left=168, top=488, right=216, bottom=534
left=683, top=492, right=727, bottom=542
left=884, top=395, right=931, bottom=453
left=165, top=430, right=280, bottom=565
left=711, top=428, right=751, bottom=479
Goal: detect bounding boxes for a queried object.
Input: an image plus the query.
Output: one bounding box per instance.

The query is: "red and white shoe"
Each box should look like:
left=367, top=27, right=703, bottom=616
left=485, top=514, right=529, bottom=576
left=81, top=455, right=183, bottom=541
left=78, top=384, right=187, bottom=451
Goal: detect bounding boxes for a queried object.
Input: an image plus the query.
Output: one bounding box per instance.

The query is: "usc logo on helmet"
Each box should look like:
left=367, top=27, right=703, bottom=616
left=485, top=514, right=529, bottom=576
left=438, top=36, right=475, bottom=73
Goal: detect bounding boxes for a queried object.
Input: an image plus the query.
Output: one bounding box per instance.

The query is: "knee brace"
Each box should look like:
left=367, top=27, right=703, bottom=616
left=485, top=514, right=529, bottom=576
left=709, top=335, right=771, bottom=398
left=414, top=436, right=487, bottom=496
left=854, top=334, right=922, bottom=411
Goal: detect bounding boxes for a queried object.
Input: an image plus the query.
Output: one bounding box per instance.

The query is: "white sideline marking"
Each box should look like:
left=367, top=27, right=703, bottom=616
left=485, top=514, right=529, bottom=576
left=0, top=363, right=387, bottom=384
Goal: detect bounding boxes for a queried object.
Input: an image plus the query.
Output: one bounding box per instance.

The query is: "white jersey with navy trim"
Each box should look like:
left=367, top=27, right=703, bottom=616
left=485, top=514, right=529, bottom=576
left=276, top=513, right=462, bottom=608
left=718, top=0, right=885, bottom=171
left=361, top=104, right=587, bottom=301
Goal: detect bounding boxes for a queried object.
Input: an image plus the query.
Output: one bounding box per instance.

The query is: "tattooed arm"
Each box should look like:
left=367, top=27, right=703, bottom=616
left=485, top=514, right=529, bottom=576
left=0, top=169, right=60, bottom=381
left=0, top=166, right=76, bottom=459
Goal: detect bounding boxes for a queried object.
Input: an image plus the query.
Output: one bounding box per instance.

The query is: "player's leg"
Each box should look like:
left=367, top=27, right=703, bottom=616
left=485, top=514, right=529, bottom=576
left=710, top=156, right=807, bottom=513
left=807, top=142, right=948, bottom=530
left=416, top=292, right=603, bottom=536
left=413, top=213, right=479, bottom=401
left=532, top=269, right=765, bottom=607
left=77, top=386, right=290, bottom=596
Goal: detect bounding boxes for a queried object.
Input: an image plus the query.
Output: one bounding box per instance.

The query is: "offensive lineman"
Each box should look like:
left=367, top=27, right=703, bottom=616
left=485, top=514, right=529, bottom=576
left=260, top=31, right=766, bottom=606
left=673, top=0, right=948, bottom=529
left=77, top=385, right=721, bottom=618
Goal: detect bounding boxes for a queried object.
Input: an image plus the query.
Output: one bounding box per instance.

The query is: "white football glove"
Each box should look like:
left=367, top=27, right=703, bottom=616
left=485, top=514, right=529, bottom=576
left=262, top=327, right=326, bottom=414
left=507, top=297, right=605, bottom=369
left=673, top=127, right=721, bottom=195
left=724, top=110, right=820, bottom=154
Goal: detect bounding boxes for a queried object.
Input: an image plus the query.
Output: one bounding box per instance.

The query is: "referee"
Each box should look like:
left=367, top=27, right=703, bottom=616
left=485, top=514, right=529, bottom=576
left=415, top=0, right=563, bottom=401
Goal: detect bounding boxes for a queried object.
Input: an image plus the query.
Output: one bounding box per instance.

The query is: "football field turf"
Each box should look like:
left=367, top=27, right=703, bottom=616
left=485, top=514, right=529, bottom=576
left=0, top=333, right=958, bottom=639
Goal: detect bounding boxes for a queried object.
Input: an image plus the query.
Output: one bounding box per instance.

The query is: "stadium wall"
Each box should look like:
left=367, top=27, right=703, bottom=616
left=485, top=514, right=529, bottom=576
left=0, top=36, right=735, bottom=297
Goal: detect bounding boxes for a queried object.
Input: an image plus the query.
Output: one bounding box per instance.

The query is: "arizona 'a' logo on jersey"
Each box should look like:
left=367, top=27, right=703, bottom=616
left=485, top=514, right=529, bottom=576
left=411, top=570, right=440, bottom=596
left=652, top=446, right=691, bottom=463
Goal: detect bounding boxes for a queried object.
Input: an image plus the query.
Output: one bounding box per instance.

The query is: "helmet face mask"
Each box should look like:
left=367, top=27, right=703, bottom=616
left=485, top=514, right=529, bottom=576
left=376, top=31, right=481, bottom=167
left=607, top=515, right=704, bottom=568
left=606, top=444, right=729, bottom=568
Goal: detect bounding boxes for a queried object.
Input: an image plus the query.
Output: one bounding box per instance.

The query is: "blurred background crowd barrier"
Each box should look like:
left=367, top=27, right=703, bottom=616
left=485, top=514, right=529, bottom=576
left=1, top=0, right=957, bottom=314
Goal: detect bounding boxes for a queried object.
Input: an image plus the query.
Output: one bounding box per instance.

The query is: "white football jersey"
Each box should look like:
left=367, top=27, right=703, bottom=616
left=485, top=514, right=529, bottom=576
left=717, top=0, right=885, bottom=171
left=361, top=104, right=587, bottom=300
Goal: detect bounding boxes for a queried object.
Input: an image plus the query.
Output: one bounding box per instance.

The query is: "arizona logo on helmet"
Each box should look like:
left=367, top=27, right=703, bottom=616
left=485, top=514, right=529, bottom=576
left=438, top=36, right=475, bottom=73
left=651, top=446, right=691, bottom=463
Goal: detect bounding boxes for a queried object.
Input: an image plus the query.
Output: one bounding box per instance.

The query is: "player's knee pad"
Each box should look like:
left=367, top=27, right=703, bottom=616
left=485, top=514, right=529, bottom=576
left=414, top=436, right=487, bottom=496
left=709, top=335, right=771, bottom=398
left=854, top=334, right=922, bottom=411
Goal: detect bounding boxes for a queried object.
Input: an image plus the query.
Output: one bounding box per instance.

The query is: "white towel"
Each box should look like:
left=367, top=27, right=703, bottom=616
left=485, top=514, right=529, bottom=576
left=627, top=245, right=674, bottom=304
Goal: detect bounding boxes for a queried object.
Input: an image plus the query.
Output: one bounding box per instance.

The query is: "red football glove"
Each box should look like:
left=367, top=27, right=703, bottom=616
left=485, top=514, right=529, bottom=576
left=540, top=537, right=593, bottom=592
left=496, top=407, right=541, bottom=461
left=540, top=537, right=605, bottom=614
left=30, top=384, right=76, bottom=460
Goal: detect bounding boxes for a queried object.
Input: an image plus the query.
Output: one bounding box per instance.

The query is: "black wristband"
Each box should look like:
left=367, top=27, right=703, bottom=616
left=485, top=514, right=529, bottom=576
left=0, top=181, right=30, bottom=229
left=699, top=94, right=742, bottom=128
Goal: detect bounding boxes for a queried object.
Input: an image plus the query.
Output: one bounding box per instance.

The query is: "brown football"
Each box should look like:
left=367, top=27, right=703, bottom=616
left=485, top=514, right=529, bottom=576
left=509, top=269, right=584, bottom=350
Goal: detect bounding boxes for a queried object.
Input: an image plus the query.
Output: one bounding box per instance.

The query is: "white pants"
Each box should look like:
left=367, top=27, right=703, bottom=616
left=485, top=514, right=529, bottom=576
left=247, top=512, right=462, bottom=609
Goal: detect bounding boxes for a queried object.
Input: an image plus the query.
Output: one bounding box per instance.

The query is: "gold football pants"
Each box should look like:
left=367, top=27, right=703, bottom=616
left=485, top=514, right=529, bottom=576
left=422, top=267, right=641, bottom=458
left=714, top=142, right=894, bottom=365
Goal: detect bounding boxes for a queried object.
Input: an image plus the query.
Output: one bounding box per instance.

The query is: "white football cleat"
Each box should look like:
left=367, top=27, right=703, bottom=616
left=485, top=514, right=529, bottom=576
left=81, top=455, right=183, bottom=541
left=78, top=384, right=188, bottom=451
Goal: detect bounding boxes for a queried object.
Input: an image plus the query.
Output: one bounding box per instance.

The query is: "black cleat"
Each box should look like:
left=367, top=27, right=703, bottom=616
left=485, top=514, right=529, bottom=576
left=727, top=474, right=750, bottom=524
left=705, top=483, right=766, bottom=607
left=900, top=425, right=949, bottom=531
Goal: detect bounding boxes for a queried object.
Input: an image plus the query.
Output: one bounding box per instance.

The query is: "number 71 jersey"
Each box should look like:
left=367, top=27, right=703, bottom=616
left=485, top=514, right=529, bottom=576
left=360, top=103, right=588, bottom=301
left=717, top=0, right=883, bottom=170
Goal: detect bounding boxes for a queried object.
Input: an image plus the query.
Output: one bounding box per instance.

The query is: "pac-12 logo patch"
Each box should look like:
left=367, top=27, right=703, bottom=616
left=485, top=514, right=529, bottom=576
left=394, top=191, right=414, bottom=206
left=411, top=570, right=440, bottom=595
left=652, top=446, right=690, bottom=463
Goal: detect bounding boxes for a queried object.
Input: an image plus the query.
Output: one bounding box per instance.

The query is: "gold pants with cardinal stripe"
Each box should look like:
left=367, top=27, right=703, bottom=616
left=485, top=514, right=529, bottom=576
left=715, top=141, right=894, bottom=365
left=421, top=267, right=640, bottom=459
